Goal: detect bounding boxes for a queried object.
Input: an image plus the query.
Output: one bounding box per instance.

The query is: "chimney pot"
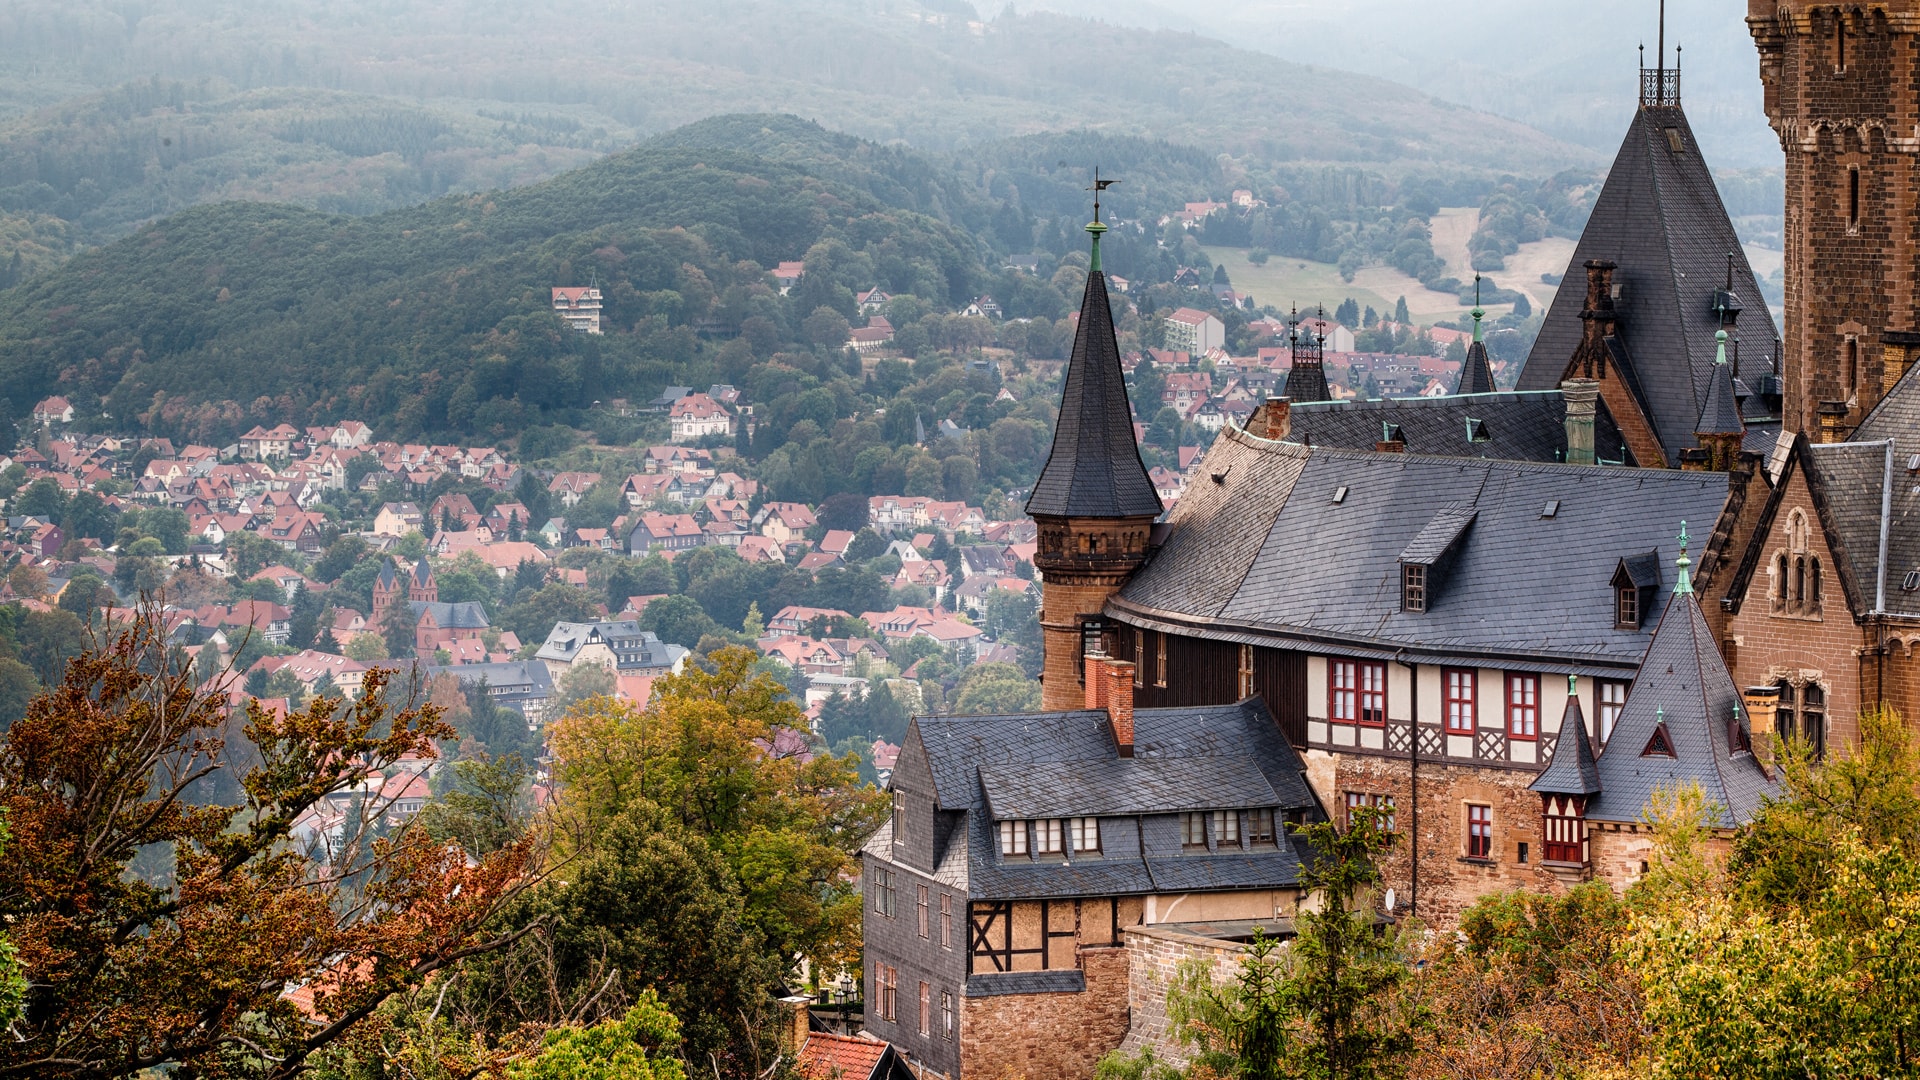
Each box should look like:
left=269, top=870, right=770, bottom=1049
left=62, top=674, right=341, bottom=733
left=1104, top=658, right=1136, bottom=756
left=1743, top=685, right=1781, bottom=776
left=1562, top=378, right=1599, bottom=465
left=1262, top=397, right=1291, bottom=440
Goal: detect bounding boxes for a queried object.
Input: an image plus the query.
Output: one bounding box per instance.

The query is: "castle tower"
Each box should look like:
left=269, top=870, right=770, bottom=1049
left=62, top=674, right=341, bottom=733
left=1750, top=1, right=1920, bottom=436
left=1282, top=306, right=1332, bottom=403
left=372, top=558, right=401, bottom=623
left=409, top=556, right=438, bottom=604
left=1028, top=181, right=1163, bottom=711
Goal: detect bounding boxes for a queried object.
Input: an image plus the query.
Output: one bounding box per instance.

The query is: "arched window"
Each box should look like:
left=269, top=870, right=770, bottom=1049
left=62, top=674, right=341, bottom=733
left=1794, top=556, right=1807, bottom=610
left=1774, top=679, right=1829, bottom=762
left=1774, top=553, right=1790, bottom=612
left=1810, top=558, right=1823, bottom=612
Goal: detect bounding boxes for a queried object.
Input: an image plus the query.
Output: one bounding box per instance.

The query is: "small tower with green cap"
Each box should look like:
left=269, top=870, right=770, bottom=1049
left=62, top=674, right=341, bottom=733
left=1455, top=274, right=1499, bottom=395
left=1689, top=327, right=1746, bottom=471
left=1674, top=521, right=1693, bottom=596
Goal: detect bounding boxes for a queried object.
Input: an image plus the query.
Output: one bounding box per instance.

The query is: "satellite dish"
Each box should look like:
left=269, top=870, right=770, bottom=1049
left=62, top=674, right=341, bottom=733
left=1383, top=888, right=1397, bottom=912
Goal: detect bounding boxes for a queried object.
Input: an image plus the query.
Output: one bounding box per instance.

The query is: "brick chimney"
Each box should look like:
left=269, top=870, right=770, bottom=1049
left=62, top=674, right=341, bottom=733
left=1104, top=658, right=1136, bottom=757
left=1257, top=397, right=1291, bottom=440
left=1884, top=331, right=1920, bottom=396
left=1562, top=378, right=1599, bottom=465
left=1743, top=684, right=1781, bottom=775
left=1084, top=651, right=1109, bottom=711
left=1816, top=401, right=1850, bottom=444
left=1374, top=439, right=1405, bottom=453
left=778, top=995, right=813, bottom=1055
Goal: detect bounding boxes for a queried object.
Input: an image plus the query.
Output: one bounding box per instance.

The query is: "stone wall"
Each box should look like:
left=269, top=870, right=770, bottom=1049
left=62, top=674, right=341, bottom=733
left=958, top=946, right=1131, bottom=1080
left=1119, top=924, right=1245, bottom=1064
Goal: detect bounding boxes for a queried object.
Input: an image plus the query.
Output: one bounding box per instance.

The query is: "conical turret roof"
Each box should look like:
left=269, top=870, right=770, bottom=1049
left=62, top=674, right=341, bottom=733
left=1697, top=331, right=1744, bottom=436
left=1532, top=684, right=1602, bottom=796
left=1026, top=267, right=1161, bottom=519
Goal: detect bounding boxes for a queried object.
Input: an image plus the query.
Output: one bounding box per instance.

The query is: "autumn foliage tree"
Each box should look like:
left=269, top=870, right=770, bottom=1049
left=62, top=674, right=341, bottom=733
left=0, top=611, right=537, bottom=1078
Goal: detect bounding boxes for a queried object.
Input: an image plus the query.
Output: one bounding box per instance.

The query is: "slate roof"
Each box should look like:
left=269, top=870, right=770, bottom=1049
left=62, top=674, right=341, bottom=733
left=1585, top=585, right=1775, bottom=827
left=1517, top=104, right=1779, bottom=465
left=535, top=619, right=687, bottom=669
left=1848, top=360, right=1920, bottom=619
left=410, top=600, right=489, bottom=629
left=1111, top=426, right=1737, bottom=670
left=1281, top=391, right=1628, bottom=464
left=1283, top=360, right=1331, bottom=403
left=1026, top=269, right=1161, bottom=519
left=891, top=699, right=1318, bottom=901
left=1457, top=338, right=1498, bottom=396
left=1531, top=689, right=1602, bottom=796
left=1698, top=337, right=1745, bottom=435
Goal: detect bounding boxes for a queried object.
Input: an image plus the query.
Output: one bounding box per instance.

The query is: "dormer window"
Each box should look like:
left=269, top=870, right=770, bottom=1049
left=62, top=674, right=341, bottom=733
left=997, top=820, right=1028, bottom=857
left=1070, top=817, right=1101, bottom=854
left=1035, top=819, right=1064, bottom=855
left=1182, top=812, right=1209, bottom=850
left=1612, top=551, right=1660, bottom=630
left=1616, top=582, right=1639, bottom=628
left=1402, top=564, right=1427, bottom=612
left=1247, top=808, right=1277, bottom=845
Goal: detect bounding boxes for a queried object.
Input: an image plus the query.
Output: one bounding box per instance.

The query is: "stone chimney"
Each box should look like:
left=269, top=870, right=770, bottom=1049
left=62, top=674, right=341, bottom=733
left=1743, top=684, right=1781, bottom=775
left=1374, top=439, right=1405, bottom=453
left=1884, top=330, right=1920, bottom=397
left=778, top=995, right=814, bottom=1055
left=1570, top=261, right=1619, bottom=381
left=1104, top=657, right=1136, bottom=757
left=1562, top=378, right=1599, bottom=465
left=1084, top=651, right=1109, bottom=711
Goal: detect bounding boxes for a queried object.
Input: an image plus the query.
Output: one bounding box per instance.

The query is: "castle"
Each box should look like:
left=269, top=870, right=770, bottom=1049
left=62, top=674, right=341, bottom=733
left=860, top=17, right=1920, bottom=1079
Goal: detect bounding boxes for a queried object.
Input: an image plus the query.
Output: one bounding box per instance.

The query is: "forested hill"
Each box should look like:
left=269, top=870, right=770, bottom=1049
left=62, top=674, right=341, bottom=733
left=0, top=118, right=993, bottom=443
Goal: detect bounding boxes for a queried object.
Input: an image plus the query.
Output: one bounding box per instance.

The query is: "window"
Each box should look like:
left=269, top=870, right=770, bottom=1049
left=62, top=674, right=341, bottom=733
left=1517, top=842, right=1529, bottom=864
left=1402, top=563, right=1427, bottom=612
left=1036, top=818, right=1064, bottom=855
left=1616, top=582, right=1639, bottom=629
left=1346, top=792, right=1396, bottom=831
left=1134, top=634, right=1145, bottom=688
left=1155, top=634, right=1168, bottom=688
left=1329, top=660, right=1357, bottom=722
left=1444, top=668, right=1477, bottom=734
left=1837, top=15, right=1848, bottom=70
left=1542, top=795, right=1586, bottom=863
left=1247, top=807, right=1277, bottom=844
left=1846, top=338, right=1860, bottom=394
left=1664, top=126, right=1684, bottom=153
left=876, top=963, right=897, bottom=1022
left=1849, top=167, right=1862, bottom=230
left=892, top=790, right=904, bottom=845
left=940, top=893, right=952, bottom=949
left=1599, top=680, right=1629, bottom=744
left=1467, top=804, right=1493, bottom=859
left=941, top=990, right=954, bottom=1039
left=998, top=820, right=1028, bottom=857
left=1182, top=812, right=1209, bottom=849
left=872, top=867, right=896, bottom=917
left=1238, top=644, right=1255, bottom=699
left=1070, top=816, right=1101, bottom=854
left=918, top=981, right=931, bottom=1036
left=917, top=884, right=929, bottom=938
left=1213, top=810, right=1240, bottom=846
left=1358, top=661, right=1387, bottom=726
left=1507, top=673, right=1539, bottom=740
left=1776, top=680, right=1828, bottom=761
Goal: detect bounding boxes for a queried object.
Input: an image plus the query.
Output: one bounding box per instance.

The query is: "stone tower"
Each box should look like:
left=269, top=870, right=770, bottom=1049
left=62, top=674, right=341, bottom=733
left=1751, top=1, right=1920, bottom=437
left=1027, top=190, right=1163, bottom=712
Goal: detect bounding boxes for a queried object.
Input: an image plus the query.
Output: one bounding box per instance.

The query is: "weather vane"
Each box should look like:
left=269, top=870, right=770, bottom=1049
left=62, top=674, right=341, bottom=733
left=1087, top=167, right=1119, bottom=224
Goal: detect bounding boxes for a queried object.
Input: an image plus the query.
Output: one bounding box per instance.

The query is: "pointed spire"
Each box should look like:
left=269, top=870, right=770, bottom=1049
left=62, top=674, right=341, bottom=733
left=1674, top=521, right=1692, bottom=595
left=1471, top=275, right=1485, bottom=343
left=1531, top=676, right=1602, bottom=796
left=1026, top=177, right=1160, bottom=521
left=1455, top=276, right=1498, bottom=395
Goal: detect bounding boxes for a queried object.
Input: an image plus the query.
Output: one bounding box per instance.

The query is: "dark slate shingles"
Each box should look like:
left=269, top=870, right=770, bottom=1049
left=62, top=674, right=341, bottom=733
left=979, top=757, right=1279, bottom=819
left=1283, top=390, right=1620, bottom=464
left=966, top=971, right=1086, bottom=996
left=1518, top=105, right=1780, bottom=465
left=1532, top=693, right=1602, bottom=796
left=1457, top=340, right=1498, bottom=396
left=1025, top=270, right=1162, bottom=519
left=1849, top=362, right=1920, bottom=617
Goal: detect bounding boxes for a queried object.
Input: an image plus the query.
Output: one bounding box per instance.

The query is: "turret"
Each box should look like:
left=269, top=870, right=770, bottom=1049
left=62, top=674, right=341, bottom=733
left=1455, top=277, right=1498, bottom=396
left=1686, top=330, right=1745, bottom=472
left=1282, top=306, right=1331, bottom=403
left=1028, top=176, right=1163, bottom=710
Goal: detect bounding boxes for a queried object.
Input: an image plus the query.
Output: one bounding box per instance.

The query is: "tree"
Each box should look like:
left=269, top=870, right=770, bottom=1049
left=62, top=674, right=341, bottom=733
left=1394, top=296, right=1410, bottom=324
left=416, top=753, right=532, bottom=859
left=803, top=305, right=851, bottom=348
left=58, top=571, right=109, bottom=622
left=509, top=991, right=687, bottom=1080
left=0, top=658, right=38, bottom=732
left=1335, top=298, right=1360, bottom=327
left=14, top=477, right=67, bottom=521
left=637, top=593, right=721, bottom=649
left=552, top=661, right=618, bottom=718
left=314, top=535, right=373, bottom=583
left=61, top=491, right=118, bottom=543
left=0, top=612, right=535, bottom=1078
left=382, top=597, right=420, bottom=658
left=227, top=529, right=287, bottom=579
left=7, top=564, right=48, bottom=601
left=344, top=632, right=390, bottom=663
left=503, top=581, right=599, bottom=646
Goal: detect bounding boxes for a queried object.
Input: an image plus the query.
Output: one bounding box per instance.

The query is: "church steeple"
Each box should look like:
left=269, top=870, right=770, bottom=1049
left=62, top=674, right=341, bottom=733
left=1030, top=175, right=1162, bottom=710
left=1282, top=306, right=1332, bottom=403
left=1456, top=275, right=1498, bottom=395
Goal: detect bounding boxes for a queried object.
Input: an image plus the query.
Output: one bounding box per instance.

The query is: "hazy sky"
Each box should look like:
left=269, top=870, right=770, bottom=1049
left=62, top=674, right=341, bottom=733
left=990, top=0, right=1780, bottom=169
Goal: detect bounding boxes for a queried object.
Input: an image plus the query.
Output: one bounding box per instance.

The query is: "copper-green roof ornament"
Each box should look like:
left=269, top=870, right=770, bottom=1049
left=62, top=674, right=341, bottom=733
left=1675, top=521, right=1693, bottom=595
left=1714, top=328, right=1729, bottom=364
left=1086, top=168, right=1119, bottom=273
left=1471, top=274, right=1485, bottom=343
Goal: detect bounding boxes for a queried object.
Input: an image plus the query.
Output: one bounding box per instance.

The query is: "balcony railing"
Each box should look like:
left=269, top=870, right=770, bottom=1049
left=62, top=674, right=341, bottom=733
left=1640, top=67, right=1680, bottom=108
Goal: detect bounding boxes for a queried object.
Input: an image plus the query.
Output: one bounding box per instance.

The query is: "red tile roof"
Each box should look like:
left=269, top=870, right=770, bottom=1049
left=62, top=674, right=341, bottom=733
left=798, top=1033, right=890, bottom=1080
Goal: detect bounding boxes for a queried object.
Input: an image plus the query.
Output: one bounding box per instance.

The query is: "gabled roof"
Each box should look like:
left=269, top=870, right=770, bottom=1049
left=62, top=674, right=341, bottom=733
left=1585, top=584, right=1774, bottom=827
left=1456, top=338, right=1498, bottom=396
left=1279, top=391, right=1626, bottom=464
left=1112, top=427, right=1737, bottom=669
left=1517, top=104, right=1779, bottom=464
left=1026, top=270, right=1161, bottom=520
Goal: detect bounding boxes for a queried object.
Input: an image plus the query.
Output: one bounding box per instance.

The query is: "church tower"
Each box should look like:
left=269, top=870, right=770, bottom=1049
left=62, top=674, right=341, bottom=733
left=1750, top=1, right=1920, bottom=437
left=1028, top=184, right=1163, bottom=711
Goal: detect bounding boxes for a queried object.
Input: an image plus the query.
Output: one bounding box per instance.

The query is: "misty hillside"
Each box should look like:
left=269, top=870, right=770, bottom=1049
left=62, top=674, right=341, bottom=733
left=0, top=0, right=1598, bottom=168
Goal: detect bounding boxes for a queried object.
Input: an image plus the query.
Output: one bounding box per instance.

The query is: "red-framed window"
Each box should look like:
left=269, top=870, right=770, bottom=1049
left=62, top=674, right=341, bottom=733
left=1506, top=673, right=1539, bottom=740
left=1467, top=804, right=1493, bottom=859
left=1541, top=795, right=1586, bottom=863
left=1357, top=661, right=1386, bottom=726
left=1443, top=668, right=1476, bottom=734
left=1329, top=660, right=1357, bottom=722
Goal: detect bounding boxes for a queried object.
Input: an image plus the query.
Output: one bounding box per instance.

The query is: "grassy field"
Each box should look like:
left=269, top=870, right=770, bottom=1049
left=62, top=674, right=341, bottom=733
left=1202, top=244, right=1497, bottom=326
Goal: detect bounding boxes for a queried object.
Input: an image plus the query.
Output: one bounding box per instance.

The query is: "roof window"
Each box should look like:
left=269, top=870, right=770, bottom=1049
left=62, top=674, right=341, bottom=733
left=1332, top=486, right=1348, bottom=504
left=1541, top=499, right=1560, bottom=519
left=1466, top=417, right=1490, bottom=442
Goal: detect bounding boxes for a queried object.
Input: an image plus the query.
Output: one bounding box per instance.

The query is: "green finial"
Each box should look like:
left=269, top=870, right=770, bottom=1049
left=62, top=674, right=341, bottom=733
left=1568, top=673, right=1578, bottom=696
left=1471, top=274, right=1485, bottom=342
left=1675, top=520, right=1693, bottom=595
left=1714, top=328, right=1729, bottom=365
left=1086, top=168, right=1119, bottom=274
